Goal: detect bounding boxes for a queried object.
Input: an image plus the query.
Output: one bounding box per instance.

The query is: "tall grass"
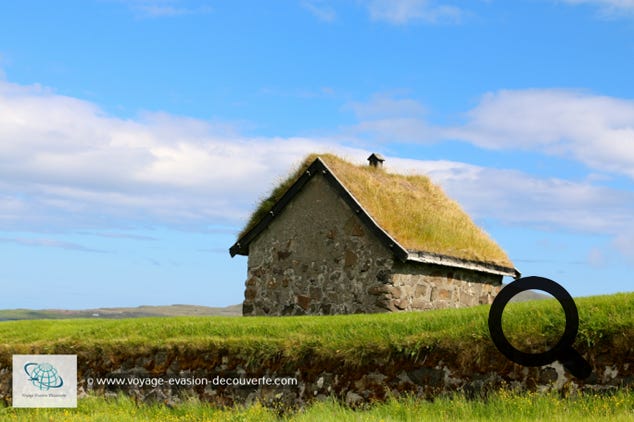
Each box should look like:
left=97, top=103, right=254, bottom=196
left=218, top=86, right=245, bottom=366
left=1, top=389, right=632, bottom=421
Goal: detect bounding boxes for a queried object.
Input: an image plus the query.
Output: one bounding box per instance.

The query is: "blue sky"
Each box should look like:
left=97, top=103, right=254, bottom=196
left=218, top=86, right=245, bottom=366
left=1, top=0, right=633, bottom=309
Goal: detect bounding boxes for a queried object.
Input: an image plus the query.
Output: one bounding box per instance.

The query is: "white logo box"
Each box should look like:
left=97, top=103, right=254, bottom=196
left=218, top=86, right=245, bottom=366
left=12, top=354, right=77, bottom=408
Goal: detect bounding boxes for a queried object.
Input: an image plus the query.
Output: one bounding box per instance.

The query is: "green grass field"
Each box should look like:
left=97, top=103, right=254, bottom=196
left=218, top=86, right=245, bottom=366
left=1, top=292, right=631, bottom=361
left=1, top=292, right=632, bottom=420
left=1, top=390, right=632, bottom=421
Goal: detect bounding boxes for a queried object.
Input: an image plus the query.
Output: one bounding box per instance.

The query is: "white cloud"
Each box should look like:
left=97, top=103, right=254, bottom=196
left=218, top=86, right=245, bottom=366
left=344, top=94, right=439, bottom=142
left=349, top=90, right=634, bottom=180
left=362, top=0, right=463, bottom=24
left=561, top=0, right=634, bottom=17
left=2, top=77, right=633, bottom=261
left=118, top=0, right=212, bottom=18
left=0, top=236, right=106, bottom=253
left=301, top=1, right=337, bottom=22
left=352, top=118, right=438, bottom=143
left=586, top=247, right=607, bottom=267
left=447, top=89, right=634, bottom=179
left=0, top=79, right=360, bottom=231
left=346, top=94, right=427, bottom=119
left=614, top=230, right=634, bottom=262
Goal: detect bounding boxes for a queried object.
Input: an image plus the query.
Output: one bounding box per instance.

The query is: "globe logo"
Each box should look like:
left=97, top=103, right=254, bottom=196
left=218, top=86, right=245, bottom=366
left=24, top=362, right=64, bottom=390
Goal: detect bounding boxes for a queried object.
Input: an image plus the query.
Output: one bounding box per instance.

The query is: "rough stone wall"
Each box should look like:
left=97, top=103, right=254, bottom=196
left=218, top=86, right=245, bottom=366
left=1, top=345, right=629, bottom=408
left=243, top=174, right=395, bottom=315
left=385, top=262, right=503, bottom=311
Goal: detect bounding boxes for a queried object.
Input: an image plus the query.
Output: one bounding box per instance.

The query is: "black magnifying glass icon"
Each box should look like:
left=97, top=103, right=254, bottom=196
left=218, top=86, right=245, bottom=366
left=488, top=276, right=592, bottom=379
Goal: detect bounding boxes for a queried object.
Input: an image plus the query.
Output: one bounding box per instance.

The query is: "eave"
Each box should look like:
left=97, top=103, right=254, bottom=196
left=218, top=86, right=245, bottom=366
left=405, top=250, right=521, bottom=279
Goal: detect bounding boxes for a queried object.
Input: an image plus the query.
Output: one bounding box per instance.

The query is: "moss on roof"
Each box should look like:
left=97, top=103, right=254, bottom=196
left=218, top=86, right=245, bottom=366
left=239, top=153, right=513, bottom=268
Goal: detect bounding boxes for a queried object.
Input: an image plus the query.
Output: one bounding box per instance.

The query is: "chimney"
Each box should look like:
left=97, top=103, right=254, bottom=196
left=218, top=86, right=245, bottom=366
left=367, top=153, right=385, bottom=168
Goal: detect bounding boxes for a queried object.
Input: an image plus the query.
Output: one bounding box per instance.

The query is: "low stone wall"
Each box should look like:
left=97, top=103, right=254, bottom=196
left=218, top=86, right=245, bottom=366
left=386, top=263, right=502, bottom=311
left=1, top=342, right=630, bottom=408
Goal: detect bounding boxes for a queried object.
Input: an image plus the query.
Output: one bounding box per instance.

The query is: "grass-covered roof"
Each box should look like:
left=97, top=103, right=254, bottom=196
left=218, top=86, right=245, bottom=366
left=239, top=154, right=513, bottom=268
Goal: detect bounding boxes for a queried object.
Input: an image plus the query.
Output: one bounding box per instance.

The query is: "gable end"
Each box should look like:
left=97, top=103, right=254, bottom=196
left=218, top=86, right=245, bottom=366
left=229, top=157, right=409, bottom=261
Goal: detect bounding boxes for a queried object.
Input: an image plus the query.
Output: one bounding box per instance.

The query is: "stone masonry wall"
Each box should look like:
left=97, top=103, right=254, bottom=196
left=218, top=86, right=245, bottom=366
left=1, top=344, right=630, bottom=408
left=243, top=174, right=395, bottom=315
left=385, top=262, right=503, bottom=311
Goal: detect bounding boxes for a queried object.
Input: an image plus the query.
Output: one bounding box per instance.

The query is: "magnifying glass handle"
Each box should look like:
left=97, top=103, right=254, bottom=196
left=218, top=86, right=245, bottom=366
left=558, top=347, right=592, bottom=379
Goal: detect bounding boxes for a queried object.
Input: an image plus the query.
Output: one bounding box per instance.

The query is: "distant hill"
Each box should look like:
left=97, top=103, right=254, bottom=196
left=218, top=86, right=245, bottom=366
left=508, top=289, right=551, bottom=302
left=0, top=304, right=242, bottom=321
left=0, top=289, right=549, bottom=321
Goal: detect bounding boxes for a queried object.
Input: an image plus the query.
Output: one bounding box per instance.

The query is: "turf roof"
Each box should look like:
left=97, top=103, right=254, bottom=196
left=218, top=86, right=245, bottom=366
left=238, top=154, right=514, bottom=268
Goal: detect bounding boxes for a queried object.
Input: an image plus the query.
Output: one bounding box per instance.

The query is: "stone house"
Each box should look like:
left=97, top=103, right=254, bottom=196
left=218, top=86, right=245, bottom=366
left=230, top=154, right=520, bottom=316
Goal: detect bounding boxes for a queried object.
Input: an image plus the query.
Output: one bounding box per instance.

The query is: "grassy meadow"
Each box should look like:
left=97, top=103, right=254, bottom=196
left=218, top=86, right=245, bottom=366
left=1, top=389, right=632, bottom=421
left=1, top=292, right=631, bottom=361
left=0, top=292, right=632, bottom=420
